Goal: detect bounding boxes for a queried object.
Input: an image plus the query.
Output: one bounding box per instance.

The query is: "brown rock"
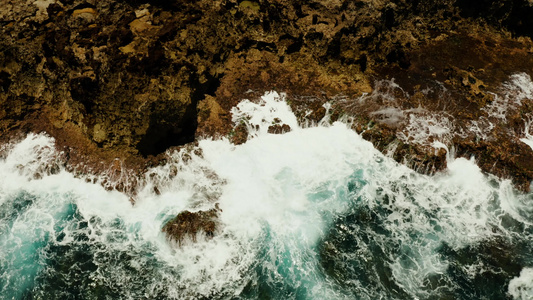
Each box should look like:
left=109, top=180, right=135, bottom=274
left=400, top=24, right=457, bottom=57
left=162, top=204, right=222, bottom=246
left=268, top=124, right=291, bottom=134
left=2, top=0, right=533, bottom=193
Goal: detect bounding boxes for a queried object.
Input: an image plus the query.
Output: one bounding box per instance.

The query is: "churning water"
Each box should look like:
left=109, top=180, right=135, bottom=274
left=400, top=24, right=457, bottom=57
left=1, top=90, right=533, bottom=299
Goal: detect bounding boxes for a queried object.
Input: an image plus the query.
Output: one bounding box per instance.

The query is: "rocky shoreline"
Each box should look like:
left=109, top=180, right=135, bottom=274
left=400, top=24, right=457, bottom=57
left=2, top=0, right=533, bottom=198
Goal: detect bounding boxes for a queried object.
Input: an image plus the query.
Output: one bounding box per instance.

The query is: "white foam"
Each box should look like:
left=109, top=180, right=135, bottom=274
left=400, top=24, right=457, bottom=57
left=1, top=89, right=532, bottom=298
left=520, top=118, right=533, bottom=151
left=0, top=133, right=59, bottom=180
left=370, top=107, right=406, bottom=127
left=202, top=123, right=370, bottom=236
left=465, top=117, right=496, bottom=141
left=357, top=74, right=533, bottom=155
left=509, top=268, right=533, bottom=300
left=354, top=79, right=456, bottom=152
left=485, top=73, right=533, bottom=120
left=397, top=112, right=454, bottom=148
left=359, top=79, right=406, bottom=104
left=231, top=91, right=299, bottom=138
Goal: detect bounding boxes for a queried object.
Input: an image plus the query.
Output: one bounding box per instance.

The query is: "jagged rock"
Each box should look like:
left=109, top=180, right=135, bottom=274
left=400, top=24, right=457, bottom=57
left=2, top=0, right=533, bottom=190
left=268, top=123, right=291, bottom=134
left=230, top=123, right=249, bottom=145
left=162, top=204, right=221, bottom=246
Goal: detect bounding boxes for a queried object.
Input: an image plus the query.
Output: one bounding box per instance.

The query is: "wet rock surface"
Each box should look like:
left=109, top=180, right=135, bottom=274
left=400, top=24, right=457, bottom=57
left=2, top=0, right=533, bottom=191
left=162, top=205, right=221, bottom=245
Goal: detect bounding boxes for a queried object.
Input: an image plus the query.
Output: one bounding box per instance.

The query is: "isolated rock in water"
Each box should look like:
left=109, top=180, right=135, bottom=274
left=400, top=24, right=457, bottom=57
left=268, top=123, right=291, bottom=134
left=162, top=204, right=221, bottom=246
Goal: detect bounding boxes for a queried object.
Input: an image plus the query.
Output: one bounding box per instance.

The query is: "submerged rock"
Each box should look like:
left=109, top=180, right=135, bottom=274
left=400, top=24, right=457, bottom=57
left=162, top=204, right=221, bottom=246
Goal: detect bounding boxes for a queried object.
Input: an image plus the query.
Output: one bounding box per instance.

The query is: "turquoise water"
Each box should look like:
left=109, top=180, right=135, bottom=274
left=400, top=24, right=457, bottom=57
left=1, top=93, right=533, bottom=299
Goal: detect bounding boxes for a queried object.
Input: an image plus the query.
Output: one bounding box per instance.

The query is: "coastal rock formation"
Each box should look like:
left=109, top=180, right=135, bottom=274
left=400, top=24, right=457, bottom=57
left=162, top=205, right=221, bottom=245
left=2, top=0, right=533, bottom=191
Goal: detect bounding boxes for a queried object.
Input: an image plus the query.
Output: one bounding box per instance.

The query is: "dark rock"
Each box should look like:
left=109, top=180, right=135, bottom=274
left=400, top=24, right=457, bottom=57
left=1, top=0, right=533, bottom=192
left=267, top=123, right=291, bottom=134
left=162, top=204, right=221, bottom=246
left=230, top=123, right=249, bottom=145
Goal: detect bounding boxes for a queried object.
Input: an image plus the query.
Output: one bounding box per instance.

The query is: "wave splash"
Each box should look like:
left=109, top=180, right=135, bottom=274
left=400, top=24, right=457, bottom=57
left=0, top=92, right=532, bottom=299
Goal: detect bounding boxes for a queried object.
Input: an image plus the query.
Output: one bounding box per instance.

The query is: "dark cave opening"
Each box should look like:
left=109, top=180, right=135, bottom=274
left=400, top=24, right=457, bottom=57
left=135, top=74, right=220, bottom=157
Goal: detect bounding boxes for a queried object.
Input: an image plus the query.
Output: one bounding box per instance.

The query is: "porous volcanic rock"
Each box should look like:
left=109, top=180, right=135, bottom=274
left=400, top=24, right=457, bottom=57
left=162, top=204, right=221, bottom=245
left=2, top=0, right=533, bottom=191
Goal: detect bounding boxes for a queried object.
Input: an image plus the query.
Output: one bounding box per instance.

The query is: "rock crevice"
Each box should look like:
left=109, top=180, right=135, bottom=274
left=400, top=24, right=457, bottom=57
left=2, top=0, right=533, bottom=190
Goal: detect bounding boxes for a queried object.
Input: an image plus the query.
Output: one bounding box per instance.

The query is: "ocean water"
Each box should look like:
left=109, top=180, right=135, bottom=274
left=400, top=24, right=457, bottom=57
left=1, top=89, right=533, bottom=299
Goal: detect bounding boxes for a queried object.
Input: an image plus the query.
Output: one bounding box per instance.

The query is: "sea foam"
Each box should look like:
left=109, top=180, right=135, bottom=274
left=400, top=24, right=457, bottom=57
left=0, top=91, right=532, bottom=299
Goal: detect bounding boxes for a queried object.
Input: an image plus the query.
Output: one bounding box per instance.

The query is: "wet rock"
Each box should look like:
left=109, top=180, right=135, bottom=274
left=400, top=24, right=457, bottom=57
left=2, top=0, right=533, bottom=191
left=370, top=31, right=533, bottom=190
left=267, top=123, right=291, bottom=134
left=230, top=123, right=249, bottom=145
left=162, top=204, right=221, bottom=246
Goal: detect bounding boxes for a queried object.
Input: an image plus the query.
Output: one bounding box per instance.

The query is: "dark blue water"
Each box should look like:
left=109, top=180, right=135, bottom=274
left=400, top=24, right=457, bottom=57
left=1, top=121, right=533, bottom=299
